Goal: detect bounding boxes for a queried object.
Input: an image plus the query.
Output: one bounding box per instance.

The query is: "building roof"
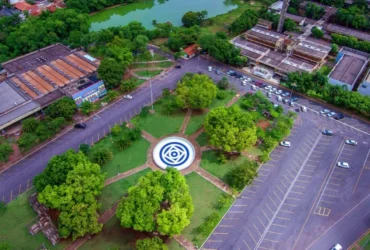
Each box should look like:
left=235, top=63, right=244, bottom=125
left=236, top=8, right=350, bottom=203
left=3, top=43, right=99, bottom=101
left=183, top=44, right=198, bottom=56
left=232, top=37, right=270, bottom=60
left=329, top=55, right=366, bottom=86
left=294, top=37, right=331, bottom=59
left=0, top=7, right=20, bottom=17
left=268, top=1, right=283, bottom=11
left=257, top=19, right=273, bottom=28
left=285, top=13, right=306, bottom=23
left=13, top=2, right=33, bottom=11
left=246, top=27, right=287, bottom=44
left=326, top=24, right=370, bottom=42
left=63, top=74, right=102, bottom=96
left=0, top=81, right=29, bottom=114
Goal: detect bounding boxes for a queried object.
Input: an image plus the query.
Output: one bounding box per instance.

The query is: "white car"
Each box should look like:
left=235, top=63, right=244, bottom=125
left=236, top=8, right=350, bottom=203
left=331, top=244, right=342, bottom=250
left=337, top=162, right=349, bottom=169
left=275, top=90, right=283, bottom=95
left=301, top=106, right=307, bottom=112
left=280, top=141, right=291, bottom=147
left=320, top=109, right=330, bottom=114
left=272, top=87, right=277, bottom=92
left=208, top=66, right=213, bottom=72
left=345, top=139, right=357, bottom=146
left=282, top=92, right=290, bottom=97
left=124, top=95, right=133, bottom=100
left=327, top=112, right=336, bottom=117
left=265, top=85, right=272, bottom=90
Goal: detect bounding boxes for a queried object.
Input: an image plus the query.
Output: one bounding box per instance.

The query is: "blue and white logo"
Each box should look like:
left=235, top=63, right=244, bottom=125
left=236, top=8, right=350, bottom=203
left=153, top=137, right=195, bottom=171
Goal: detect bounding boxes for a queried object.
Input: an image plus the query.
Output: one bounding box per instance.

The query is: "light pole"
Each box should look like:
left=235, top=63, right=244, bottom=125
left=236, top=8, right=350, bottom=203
left=197, top=46, right=202, bottom=72
left=290, top=82, right=297, bottom=100
left=150, top=77, right=154, bottom=111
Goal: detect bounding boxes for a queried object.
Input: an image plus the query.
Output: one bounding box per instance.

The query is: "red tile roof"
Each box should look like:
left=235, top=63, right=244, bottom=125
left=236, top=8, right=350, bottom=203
left=14, top=2, right=33, bottom=11
left=183, top=44, right=198, bottom=56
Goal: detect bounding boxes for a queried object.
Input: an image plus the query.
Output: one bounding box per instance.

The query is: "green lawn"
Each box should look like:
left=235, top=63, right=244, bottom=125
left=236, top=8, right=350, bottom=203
left=131, top=97, right=186, bottom=138
left=134, top=53, right=166, bottom=62
left=200, top=150, right=248, bottom=182
left=131, top=61, right=173, bottom=69
left=88, top=125, right=150, bottom=178
left=185, top=90, right=236, bottom=135
left=183, top=172, right=234, bottom=247
left=196, top=132, right=209, bottom=147
left=136, top=70, right=162, bottom=78
left=353, top=232, right=370, bottom=250
left=98, top=168, right=151, bottom=213
left=245, top=146, right=263, bottom=157
left=0, top=189, right=70, bottom=249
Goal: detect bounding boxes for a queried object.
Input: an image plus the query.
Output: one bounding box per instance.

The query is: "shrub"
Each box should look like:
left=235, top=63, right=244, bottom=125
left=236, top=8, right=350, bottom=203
left=195, top=212, right=220, bottom=236
left=91, top=148, right=113, bottom=165
left=48, top=117, right=66, bottom=133
left=162, top=88, right=171, bottom=97
left=106, top=90, right=119, bottom=102
left=217, top=77, right=229, bottom=89
left=259, top=152, right=270, bottom=162
left=217, top=151, right=227, bottom=164
left=214, top=193, right=233, bottom=210
left=79, top=144, right=90, bottom=155
left=80, top=101, right=94, bottom=115
left=45, top=97, right=77, bottom=120
left=136, top=237, right=168, bottom=250
left=226, top=161, right=258, bottom=190
left=161, top=100, right=178, bottom=115
left=116, top=136, right=132, bottom=151
left=120, top=79, right=136, bottom=92
left=0, top=202, right=6, bottom=215
left=139, top=106, right=150, bottom=118
left=0, top=143, right=13, bottom=163
left=111, top=124, right=122, bottom=136
left=128, top=127, right=141, bottom=141
left=17, top=133, right=38, bottom=151
left=216, top=91, right=226, bottom=100
left=35, top=124, right=52, bottom=142
left=21, top=118, right=40, bottom=133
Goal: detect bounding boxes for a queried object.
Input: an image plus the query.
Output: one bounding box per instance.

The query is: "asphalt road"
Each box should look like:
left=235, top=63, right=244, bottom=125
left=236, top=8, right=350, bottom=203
left=1, top=55, right=369, bottom=249
left=202, top=65, right=370, bottom=250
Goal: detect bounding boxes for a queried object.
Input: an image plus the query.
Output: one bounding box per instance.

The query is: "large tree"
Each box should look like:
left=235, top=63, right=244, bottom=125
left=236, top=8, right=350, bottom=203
left=181, top=10, right=208, bottom=27
left=45, top=97, right=77, bottom=120
left=175, top=74, right=217, bottom=109
left=204, top=106, right=257, bottom=152
left=116, top=168, right=194, bottom=237
left=98, top=57, right=124, bottom=89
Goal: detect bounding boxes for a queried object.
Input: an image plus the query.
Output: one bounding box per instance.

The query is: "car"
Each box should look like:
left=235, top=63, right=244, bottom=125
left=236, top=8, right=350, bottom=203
left=322, top=129, right=333, bottom=136
left=265, top=85, right=272, bottom=90
left=267, top=92, right=272, bottom=98
left=331, top=244, right=342, bottom=250
left=283, top=98, right=289, bottom=104
left=280, top=141, right=291, bottom=147
left=334, top=113, right=344, bottom=120
left=277, top=96, right=283, bottom=102
left=345, top=139, right=357, bottom=146
left=273, top=104, right=279, bottom=108
left=74, top=123, right=86, bottom=129
left=337, top=162, right=349, bottom=169
left=290, top=97, right=298, bottom=102
left=251, top=85, right=257, bottom=90
left=230, top=72, right=237, bottom=77
left=226, top=70, right=235, bottom=75
left=260, top=83, right=267, bottom=88
left=245, top=77, right=252, bottom=81
left=289, top=101, right=295, bottom=107
left=301, top=106, right=307, bottom=112
left=174, top=65, right=181, bottom=69
left=235, top=74, right=243, bottom=79
left=215, top=69, right=220, bottom=75
left=269, top=88, right=274, bottom=93
left=327, top=112, right=336, bottom=117
left=241, top=80, right=247, bottom=86
left=275, top=90, right=283, bottom=95
left=254, top=81, right=263, bottom=87
left=320, top=109, right=330, bottom=114
left=272, top=87, right=277, bottom=92
left=282, top=92, right=290, bottom=97
left=208, top=66, right=213, bottom=72
left=124, top=94, right=133, bottom=99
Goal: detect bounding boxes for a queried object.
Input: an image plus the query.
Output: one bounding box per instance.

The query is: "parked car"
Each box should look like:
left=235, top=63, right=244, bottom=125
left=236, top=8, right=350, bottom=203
left=208, top=66, right=213, bottom=72
left=260, top=83, right=267, bottom=88
left=337, top=162, right=349, bottom=169
left=280, top=141, right=291, bottom=147
left=322, top=129, right=333, bottom=136
left=345, top=139, right=357, bottom=146
left=289, top=101, right=295, bottom=107
left=334, top=113, right=344, bottom=120
left=124, top=94, right=133, bottom=100
left=275, top=90, right=283, bottom=95
left=215, top=69, right=220, bottom=75
left=277, top=96, right=283, bottom=102
left=254, top=81, right=263, bottom=87
left=251, top=85, right=257, bottom=90
left=230, top=72, right=237, bottom=77
left=301, top=106, right=307, bottom=112
left=265, top=85, right=272, bottom=90
left=283, top=98, right=289, bottom=104
left=273, top=104, right=279, bottom=108
left=74, top=123, right=86, bottom=129
left=226, top=70, right=234, bottom=75
left=290, top=97, right=298, bottom=102
left=327, top=112, right=336, bottom=117
left=331, top=244, right=342, bottom=250
left=235, top=74, right=243, bottom=79
left=175, top=65, right=181, bottom=69
left=320, top=109, right=330, bottom=114
left=267, top=92, right=272, bottom=98
left=282, top=92, right=290, bottom=97
left=272, top=87, right=277, bottom=92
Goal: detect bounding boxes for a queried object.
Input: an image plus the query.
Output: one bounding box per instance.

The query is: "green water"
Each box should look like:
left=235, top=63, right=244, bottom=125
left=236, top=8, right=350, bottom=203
left=90, top=0, right=239, bottom=31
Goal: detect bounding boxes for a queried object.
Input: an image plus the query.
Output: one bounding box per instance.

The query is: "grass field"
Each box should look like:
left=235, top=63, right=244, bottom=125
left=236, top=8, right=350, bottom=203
left=135, top=69, right=162, bottom=78
left=200, top=150, right=248, bottom=182
left=182, top=172, right=233, bottom=247
left=131, top=61, right=173, bottom=69
left=131, top=96, right=186, bottom=138
left=185, top=90, right=236, bottom=135
left=98, top=168, right=151, bottom=213
left=88, top=125, right=150, bottom=178
left=0, top=189, right=70, bottom=249
left=196, top=132, right=209, bottom=147
left=352, top=231, right=370, bottom=250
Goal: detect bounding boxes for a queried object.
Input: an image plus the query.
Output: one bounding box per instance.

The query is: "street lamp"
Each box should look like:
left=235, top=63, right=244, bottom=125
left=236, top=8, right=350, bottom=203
left=197, top=46, right=202, bottom=72
left=290, top=82, right=297, bottom=100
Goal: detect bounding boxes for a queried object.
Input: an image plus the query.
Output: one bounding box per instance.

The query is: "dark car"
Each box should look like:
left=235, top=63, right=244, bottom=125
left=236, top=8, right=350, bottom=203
left=235, top=74, right=243, bottom=78
left=254, top=81, right=263, bottom=87
left=322, top=129, right=333, bottom=136
left=215, top=69, right=220, bottom=75
left=175, top=65, right=181, bottom=69
left=334, top=113, right=344, bottom=120
left=260, top=83, right=267, bottom=88
left=229, top=72, right=237, bottom=77
left=74, top=123, right=87, bottom=129
left=290, top=97, right=298, bottom=102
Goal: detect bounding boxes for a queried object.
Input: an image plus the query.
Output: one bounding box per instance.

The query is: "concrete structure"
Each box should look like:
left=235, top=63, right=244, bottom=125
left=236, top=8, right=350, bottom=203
left=277, top=0, right=290, bottom=33
left=285, top=13, right=307, bottom=26
left=292, top=36, right=331, bottom=64
left=257, top=19, right=273, bottom=30
left=0, top=43, right=102, bottom=131
left=328, top=47, right=369, bottom=90
left=357, top=69, right=370, bottom=96
left=268, top=0, right=283, bottom=14
left=326, top=24, right=370, bottom=42
left=245, top=27, right=288, bottom=49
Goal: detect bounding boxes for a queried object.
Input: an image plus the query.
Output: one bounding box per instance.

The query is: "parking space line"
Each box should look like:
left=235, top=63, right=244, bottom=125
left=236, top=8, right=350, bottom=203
left=234, top=204, right=248, bottom=207
left=273, top=191, right=282, bottom=201
left=296, top=179, right=310, bottom=183
left=283, top=175, right=292, bottom=184
left=290, top=190, right=304, bottom=195
left=208, top=240, right=223, bottom=243
left=353, top=149, right=370, bottom=194
left=268, top=231, right=282, bottom=235
left=321, top=200, right=333, bottom=204
left=293, top=160, right=302, bottom=167
left=248, top=230, right=257, bottom=244
left=290, top=167, right=298, bottom=173
left=258, top=216, right=266, bottom=228
left=323, top=193, right=336, bottom=198
left=245, top=190, right=256, bottom=193
left=286, top=197, right=300, bottom=201
left=262, top=209, right=271, bottom=222
left=280, top=209, right=294, bottom=214
left=263, top=239, right=279, bottom=243
left=254, top=223, right=262, bottom=236
left=283, top=203, right=297, bottom=207
left=331, top=177, right=342, bottom=181
left=258, top=247, right=274, bottom=250
left=328, top=182, right=340, bottom=186
left=302, top=169, right=314, bottom=173
left=260, top=168, right=272, bottom=172
left=243, top=239, right=251, bottom=250
left=276, top=216, right=290, bottom=220
left=266, top=204, right=274, bottom=214
left=293, top=185, right=306, bottom=188
left=254, top=179, right=263, bottom=182
left=241, top=196, right=252, bottom=199
left=299, top=174, right=313, bottom=178
left=280, top=180, right=288, bottom=189
left=326, top=188, right=338, bottom=192
left=287, top=170, right=295, bottom=178
left=277, top=185, right=285, bottom=195
left=214, top=232, right=229, bottom=235
left=272, top=223, right=287, bottom=228
left=269, top=196, right=278, bottom=208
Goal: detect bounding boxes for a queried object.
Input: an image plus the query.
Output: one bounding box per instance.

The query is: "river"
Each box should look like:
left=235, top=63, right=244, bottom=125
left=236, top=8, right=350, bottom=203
left=89, top=0, right=239, bottom=31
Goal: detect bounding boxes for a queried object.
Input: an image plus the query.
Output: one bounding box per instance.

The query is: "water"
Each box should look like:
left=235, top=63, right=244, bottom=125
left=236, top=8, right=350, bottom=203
left=89, top=0, right=239, bottom=31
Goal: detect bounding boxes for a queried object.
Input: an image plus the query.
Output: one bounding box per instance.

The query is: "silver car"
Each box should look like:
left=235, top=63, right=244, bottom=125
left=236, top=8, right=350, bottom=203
left=337, top=162, right=349, bottom=169
left=345, top=139, right=357, bottom=146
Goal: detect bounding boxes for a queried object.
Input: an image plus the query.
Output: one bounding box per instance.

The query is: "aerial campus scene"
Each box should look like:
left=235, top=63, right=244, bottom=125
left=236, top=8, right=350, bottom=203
left=1, top=0, right=370, bottom=250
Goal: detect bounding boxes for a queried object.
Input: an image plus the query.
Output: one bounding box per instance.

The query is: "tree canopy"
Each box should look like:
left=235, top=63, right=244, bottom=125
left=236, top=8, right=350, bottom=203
left=45, top=97, right=77, bottom=120
left=116, top=168, right=194, bottom=236
left=181, top=10, right=208, bottom=27
left=136, top=237, right=168, bottom=250
left=175, top=74, right=217, bottom=109
left=98, top=57, right=124, bottom=89
left=229, top=9, right=259, bottom=34
left=204, top=106, right=257, bottom=152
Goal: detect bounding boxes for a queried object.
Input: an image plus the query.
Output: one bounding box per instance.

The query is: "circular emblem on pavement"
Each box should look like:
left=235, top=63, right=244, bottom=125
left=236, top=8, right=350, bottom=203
left=153, top=137, right=195, bottom=171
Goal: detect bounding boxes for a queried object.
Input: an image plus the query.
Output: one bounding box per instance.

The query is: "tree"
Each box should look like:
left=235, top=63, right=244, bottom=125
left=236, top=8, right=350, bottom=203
left=181, top=10, right=208, bottom=27
left=229, top=9, right=259, bottom=34
left=106, top=90, right=119, bottom=102
left=120, top=79, right=137, bottom=92
left=105, top=45, right=133, bottom=69
left=79, top=101, right=93, bottom=115
left=133, top=35, right=149, bottom=53
left=217, top=77, right=229, bottom=90
left=79, top=143, right=90, bottom=155
left=111, top=124, right=122, bottom=136
left=331, top=43, right=339, bottom=55
left=0, top=242, right=9, bottom=250
left=311, top=26, right=324, bottom=38
left=0, top=143, right=13, bottom=163
left=284, top=18, right=298, bottom=32
left=204, top=106, right=257, bottom=152
left=17, top=133, right=38, bottom=151
left=98, top=58, right=124, bottom=89
left=45, top=97, right=77, bottom=120
left=21, top=118, right=40, bottom=133
left=305, top=3, right=325, bottom=20
left=91, top=148, right=113, bottom=165
left=116, top=169, right=194, bottom=236
left=175, top=74, right=217, bottom=109
left=136, top=237, right=168, bottom=250
left=226, top=160, right=258, bottom=190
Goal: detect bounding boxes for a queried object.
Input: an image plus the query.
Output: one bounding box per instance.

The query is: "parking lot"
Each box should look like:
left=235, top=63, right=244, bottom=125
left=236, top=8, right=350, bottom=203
left=200, top=59, right=370, bottom=250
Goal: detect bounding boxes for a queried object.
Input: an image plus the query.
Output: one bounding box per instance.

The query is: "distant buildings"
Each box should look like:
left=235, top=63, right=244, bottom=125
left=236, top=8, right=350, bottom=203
left=0, top=43, right=105, bottom=131
left=11, top=0, right=65, bottom=16
left=328, top=47, right=369, bottom=91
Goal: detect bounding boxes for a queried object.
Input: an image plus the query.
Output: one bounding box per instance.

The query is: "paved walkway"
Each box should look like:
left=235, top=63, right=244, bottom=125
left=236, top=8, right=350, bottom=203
left=180, top=109, right=193, bottom=134
left=189, top=127, right=205, bottom=140
left=194, top=168, right=233, bottom=195
left=104, top=165, right=148, bottom=186
left=200, top=146, right=216, bottom=152
left=141, top=130, right=158, bottom=144
left=173, top=234, right=197, bottom=250
left=225, top=92, right=245, bottom=107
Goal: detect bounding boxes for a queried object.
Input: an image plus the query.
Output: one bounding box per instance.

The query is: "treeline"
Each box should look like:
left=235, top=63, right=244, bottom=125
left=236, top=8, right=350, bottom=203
left=65, top=0, right=142, bottom=13
left=334, top=6, right=370, bottom=31
left=287, top=72, right=370, bottom=117
left=331, top=33, right=370, bottom=53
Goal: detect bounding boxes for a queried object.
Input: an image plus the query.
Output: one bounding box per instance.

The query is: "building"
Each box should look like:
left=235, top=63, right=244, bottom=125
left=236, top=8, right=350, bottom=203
left=268, top=1, right=283, bottom=14
left=182, top=44, right=199, bottom=59
left=292, top=36, right=331, bottom=64
left=244, top=27, right=288, bottom=50
left=0, top=43, right=103, bottom=131
left=326, top=24, right=370, bottom=42
left=328, top=47, right=369, bottom=91
left=357, top=69, right=370, bottom=96
left=257, top=19, right=273, bottom=30
left=0, top=6, right=21, bottom=17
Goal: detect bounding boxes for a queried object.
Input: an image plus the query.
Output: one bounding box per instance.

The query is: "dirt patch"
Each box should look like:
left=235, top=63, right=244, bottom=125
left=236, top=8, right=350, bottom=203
left=191, top=108, right=209, bottom=116
left=256, top=120, right=270, bottom=130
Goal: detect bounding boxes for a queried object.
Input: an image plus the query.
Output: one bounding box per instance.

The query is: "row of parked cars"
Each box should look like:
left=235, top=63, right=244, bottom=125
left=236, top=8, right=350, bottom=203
left=320, top=109, right=344, bottom=120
